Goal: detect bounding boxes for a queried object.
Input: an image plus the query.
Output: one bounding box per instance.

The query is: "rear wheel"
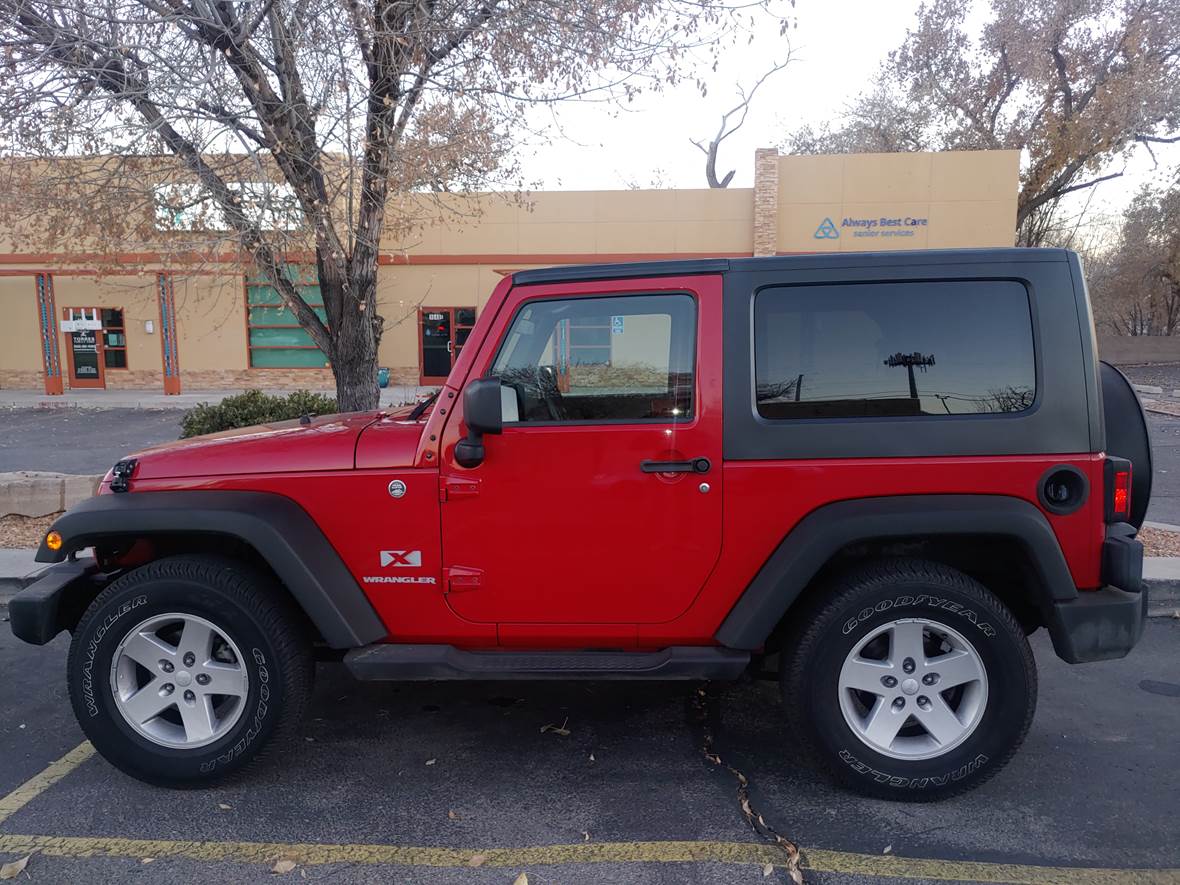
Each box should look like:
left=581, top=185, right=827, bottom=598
left=67, top=555, right=313, bottom=787
left=782, top=558, right=1036, bottom=801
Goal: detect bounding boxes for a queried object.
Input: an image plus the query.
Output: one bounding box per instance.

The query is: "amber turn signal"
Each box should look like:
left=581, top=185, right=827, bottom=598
left=45, top=531, right=63, bottom=551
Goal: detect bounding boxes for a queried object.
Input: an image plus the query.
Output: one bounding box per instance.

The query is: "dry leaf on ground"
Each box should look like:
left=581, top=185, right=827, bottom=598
left=218, top=803, right=232, bottom=810
left=448, top=810, right=458, bottom=820
left=0, top=856, right=30, bottom=880
left=425, top=758, right=437, bottom=766
left=762, top=863, right=774, bottom=877
left=468, top=854, right=488, bottom=868
left=540, top=717, right=570, bottom=736
left=272, top=859, right=297, bottom=874
left=512, top=874, right=529, bottom=885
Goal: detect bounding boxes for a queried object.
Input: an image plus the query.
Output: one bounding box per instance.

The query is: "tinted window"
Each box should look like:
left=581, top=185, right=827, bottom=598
left=491, top=293, right=696, bottom=422
left=754, top=281, right=1035, bottom=419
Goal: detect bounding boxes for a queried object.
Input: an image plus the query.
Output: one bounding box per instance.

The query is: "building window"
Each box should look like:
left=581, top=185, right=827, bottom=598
left=246, top=269, right=330, bottom=368
left=754, top=280, right=1036, bottom=419
left=155, top=183, right=302, bottom=232
left=102, top=309, right=128, bottom=369
left=566, top=317, right=611, bottom=366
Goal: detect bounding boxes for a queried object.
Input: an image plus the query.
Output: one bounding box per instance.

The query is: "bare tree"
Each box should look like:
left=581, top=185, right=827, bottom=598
left=786, top=0, right=1180, bottom=246
left=1092, top=173, right=1180, bottom=336
left=691, top=56, right=791, bottom=188
left=0, top=0, right=791, bottom=410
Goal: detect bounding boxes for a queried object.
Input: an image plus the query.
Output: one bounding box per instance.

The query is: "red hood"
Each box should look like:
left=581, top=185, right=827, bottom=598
left=125, top=412, right=386, bottom=480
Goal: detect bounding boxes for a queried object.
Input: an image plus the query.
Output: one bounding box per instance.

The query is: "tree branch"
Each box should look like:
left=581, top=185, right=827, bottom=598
left=693, top=55, right=790, bottom=188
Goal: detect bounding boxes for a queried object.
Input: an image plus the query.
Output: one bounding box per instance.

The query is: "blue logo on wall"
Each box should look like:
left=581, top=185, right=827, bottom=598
left=814, top=217, right=840, bottom=239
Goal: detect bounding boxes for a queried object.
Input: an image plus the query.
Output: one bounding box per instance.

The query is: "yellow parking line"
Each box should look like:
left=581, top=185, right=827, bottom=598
left=0, top=833, right=1176, bottom=883
left=0, top=742, right=93, bottom=827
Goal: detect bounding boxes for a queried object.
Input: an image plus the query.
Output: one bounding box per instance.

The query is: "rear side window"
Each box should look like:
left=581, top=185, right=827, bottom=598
left=754, top=281, right=1035, bottom=419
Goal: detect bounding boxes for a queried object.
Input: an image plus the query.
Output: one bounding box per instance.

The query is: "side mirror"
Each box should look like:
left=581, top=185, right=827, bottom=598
left=454, top=377, right=503, bottom=468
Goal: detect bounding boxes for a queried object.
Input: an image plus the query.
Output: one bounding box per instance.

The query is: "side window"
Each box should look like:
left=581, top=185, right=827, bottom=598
left=754, top=281, right=1035, bottom=419
left=491, top=293, right=696, bottom=423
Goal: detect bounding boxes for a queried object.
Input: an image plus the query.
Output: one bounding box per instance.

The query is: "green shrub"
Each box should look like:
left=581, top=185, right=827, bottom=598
left=180, top=389, right=339, bottom=438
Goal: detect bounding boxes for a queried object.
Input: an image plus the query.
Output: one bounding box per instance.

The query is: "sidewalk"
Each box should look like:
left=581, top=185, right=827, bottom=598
left=0, top=385, right=436, bottom=410
left=0, top=549, right=41, bottom=596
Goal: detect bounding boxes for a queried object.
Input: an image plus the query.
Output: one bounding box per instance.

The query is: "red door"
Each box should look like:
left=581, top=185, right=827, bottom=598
left=438, top=275, right=724, bottom=629
left=62, top=307, right=106, bottom=389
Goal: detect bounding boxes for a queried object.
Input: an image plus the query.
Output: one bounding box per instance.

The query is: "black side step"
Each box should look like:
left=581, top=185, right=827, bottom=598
left=343, top=644, right=750, bottom=681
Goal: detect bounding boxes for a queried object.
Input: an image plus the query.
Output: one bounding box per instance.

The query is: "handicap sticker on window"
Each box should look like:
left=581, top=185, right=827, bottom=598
left=611, top=315, right=625, bottom=335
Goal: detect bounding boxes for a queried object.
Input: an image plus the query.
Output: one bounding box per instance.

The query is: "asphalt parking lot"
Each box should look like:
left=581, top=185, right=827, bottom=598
left=2, top=612, right=1178, bottom=884
left=0, top=409, right=185, bottom=475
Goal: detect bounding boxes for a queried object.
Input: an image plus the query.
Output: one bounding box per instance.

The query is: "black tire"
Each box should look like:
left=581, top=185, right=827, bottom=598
left=67, top=554, right=313, bottom=787
left=781, top=558, right=1036, bottom=801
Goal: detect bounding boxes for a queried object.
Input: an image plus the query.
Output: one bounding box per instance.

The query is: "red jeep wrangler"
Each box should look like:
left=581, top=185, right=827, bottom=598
left=12, top=248, right=1150, bottom=800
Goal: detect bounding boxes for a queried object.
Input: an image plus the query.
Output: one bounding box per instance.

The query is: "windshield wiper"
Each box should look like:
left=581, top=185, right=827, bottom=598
left=408, top=390, right=440, bottom=421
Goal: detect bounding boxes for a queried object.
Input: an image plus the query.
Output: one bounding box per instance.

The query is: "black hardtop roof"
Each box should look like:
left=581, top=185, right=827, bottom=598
left=511, top=247, right=1073, bottom=286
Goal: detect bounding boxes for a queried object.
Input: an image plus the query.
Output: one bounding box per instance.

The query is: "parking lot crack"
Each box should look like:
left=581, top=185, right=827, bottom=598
left=690, top=683, right=804, bottom=884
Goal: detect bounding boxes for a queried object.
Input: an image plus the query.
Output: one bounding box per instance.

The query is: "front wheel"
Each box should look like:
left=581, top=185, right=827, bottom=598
left=782, top=558, right=1036, bottom=801
left=67, top=555, right=313, bottom=787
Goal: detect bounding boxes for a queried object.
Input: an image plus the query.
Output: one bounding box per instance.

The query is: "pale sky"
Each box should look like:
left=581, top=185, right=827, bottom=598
left=518, top=0, right=1177, bottom=234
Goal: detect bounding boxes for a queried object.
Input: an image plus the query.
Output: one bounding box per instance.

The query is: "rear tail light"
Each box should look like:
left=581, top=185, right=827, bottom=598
left=1104, top=457, right=1132, bottom=523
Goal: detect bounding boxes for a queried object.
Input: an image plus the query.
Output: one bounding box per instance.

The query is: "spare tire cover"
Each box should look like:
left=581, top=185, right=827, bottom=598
left=1099, top=361, right=1153, bottom=528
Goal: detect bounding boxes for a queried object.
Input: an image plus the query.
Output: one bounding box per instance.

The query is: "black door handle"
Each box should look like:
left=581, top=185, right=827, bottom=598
left=640, top=457, right=711, bottom=474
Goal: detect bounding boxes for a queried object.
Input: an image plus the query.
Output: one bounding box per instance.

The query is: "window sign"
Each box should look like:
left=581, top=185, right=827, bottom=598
left=70, top=328, right=100, bottom=379
left=61, top=307, right=101, bottom=332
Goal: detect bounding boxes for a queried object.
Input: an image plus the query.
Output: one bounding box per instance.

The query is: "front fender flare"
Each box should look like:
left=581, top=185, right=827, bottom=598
left=715, top=495, right=1078, bottom=650
left=37, top=491, right=387, bottom=649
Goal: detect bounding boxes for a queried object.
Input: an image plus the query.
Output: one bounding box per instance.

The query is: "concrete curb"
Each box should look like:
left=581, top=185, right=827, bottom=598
left=0, top=472, right=102, bottom=518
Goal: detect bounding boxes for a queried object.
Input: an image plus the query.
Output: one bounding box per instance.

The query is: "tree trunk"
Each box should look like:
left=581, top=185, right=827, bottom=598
left=328, top=270, right=381, bottom=413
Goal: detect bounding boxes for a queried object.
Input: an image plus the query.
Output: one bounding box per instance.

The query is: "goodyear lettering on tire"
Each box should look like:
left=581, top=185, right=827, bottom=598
left=842, top=594, right=996, bottom=638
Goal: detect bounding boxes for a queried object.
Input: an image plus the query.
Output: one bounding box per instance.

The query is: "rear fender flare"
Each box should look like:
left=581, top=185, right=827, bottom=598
left=715, top=495, right=1077, bottom=650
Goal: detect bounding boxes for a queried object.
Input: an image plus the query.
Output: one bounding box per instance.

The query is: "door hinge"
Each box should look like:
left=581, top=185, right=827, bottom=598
left=439, top=476, right=480, bottom=502
left=445, top=565, right=483, bottom=592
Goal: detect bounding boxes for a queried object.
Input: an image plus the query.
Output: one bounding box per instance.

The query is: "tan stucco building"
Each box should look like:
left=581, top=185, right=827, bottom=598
left=0, top=148, right=1018, bottom=394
